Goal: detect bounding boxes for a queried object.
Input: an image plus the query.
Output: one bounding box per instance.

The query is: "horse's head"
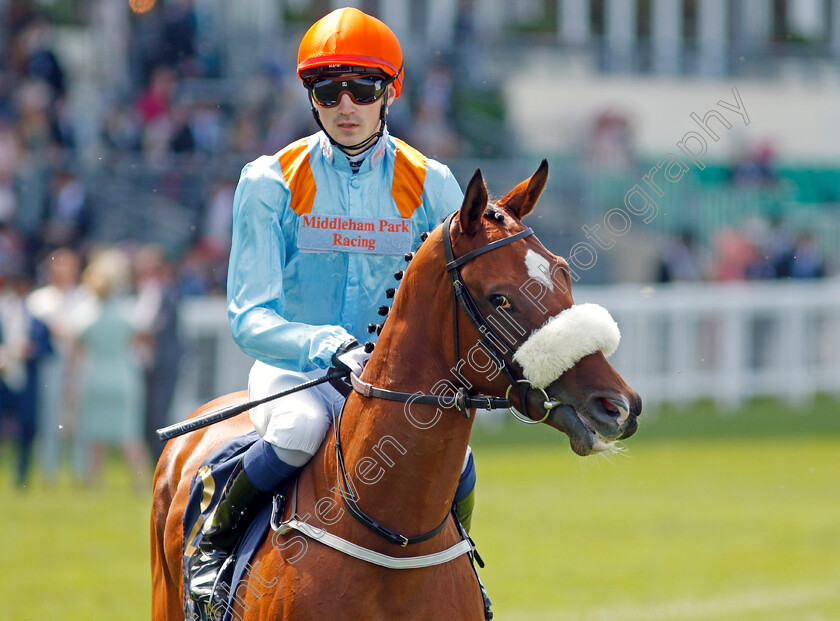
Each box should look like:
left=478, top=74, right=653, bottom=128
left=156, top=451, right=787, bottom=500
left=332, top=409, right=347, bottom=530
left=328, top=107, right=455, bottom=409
left=442, top=160, right=641, bottom=455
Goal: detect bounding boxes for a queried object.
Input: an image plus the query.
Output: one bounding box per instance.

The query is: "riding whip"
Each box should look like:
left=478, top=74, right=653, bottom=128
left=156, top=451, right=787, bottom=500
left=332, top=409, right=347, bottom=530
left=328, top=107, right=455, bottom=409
left=155, top=368, right=349, bottom=441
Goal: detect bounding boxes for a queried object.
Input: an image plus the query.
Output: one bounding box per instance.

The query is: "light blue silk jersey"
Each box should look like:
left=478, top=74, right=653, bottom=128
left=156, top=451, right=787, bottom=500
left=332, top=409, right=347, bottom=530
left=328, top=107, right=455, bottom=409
left=227, top=130, right=464, bottom=372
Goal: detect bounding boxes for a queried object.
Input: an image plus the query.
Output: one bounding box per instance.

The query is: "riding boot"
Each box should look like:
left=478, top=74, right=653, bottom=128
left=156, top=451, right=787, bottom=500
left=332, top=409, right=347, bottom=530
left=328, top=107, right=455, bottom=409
left=187, top=439, right=300, bottom=607
left=201, top=459, right=267, bottom=551
left=454, top=485, right=475, bottom=534
left=186, top=459, right=268, bottom=604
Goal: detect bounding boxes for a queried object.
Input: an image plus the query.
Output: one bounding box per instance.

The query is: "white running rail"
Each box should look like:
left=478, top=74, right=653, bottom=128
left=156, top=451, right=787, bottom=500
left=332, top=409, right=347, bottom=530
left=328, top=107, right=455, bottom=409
left=172, top=279, right=840, bottom=419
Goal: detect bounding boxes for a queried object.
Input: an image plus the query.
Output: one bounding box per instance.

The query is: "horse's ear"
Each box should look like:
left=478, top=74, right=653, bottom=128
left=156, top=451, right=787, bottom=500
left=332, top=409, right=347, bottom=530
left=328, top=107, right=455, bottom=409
left=459, top=168, right=489, bottom=236
left=496, top=159, right=549, bottom=219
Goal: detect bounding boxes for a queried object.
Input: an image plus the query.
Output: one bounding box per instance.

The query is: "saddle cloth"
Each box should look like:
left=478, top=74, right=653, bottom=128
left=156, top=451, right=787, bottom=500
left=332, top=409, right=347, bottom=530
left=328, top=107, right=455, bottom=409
left=182, top=431, right=277, bottom=621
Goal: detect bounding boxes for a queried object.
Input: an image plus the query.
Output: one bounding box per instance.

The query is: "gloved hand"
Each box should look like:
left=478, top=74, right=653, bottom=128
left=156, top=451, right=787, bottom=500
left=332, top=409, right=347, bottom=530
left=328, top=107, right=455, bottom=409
left=330, top=339, right=371, bottom=377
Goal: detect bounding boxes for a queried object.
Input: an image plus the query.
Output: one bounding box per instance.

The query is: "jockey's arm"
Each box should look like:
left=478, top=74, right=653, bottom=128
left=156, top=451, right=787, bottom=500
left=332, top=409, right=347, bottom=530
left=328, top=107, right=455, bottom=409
left=227, top=160, right=353, bottom=373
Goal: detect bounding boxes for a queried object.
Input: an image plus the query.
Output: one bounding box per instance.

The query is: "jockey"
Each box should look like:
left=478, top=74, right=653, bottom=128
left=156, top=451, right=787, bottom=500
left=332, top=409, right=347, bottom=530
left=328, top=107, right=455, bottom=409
left=193, top=6, right=481, bottom=589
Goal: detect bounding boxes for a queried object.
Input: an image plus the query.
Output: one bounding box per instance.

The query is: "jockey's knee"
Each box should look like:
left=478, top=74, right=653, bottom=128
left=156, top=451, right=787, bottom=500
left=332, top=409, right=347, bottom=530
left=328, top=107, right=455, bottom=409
left=267, top=445, right=311, bottom=468
left=258, top=403, right=332, bottom=459
left=248, top=361, right=334, bottom=459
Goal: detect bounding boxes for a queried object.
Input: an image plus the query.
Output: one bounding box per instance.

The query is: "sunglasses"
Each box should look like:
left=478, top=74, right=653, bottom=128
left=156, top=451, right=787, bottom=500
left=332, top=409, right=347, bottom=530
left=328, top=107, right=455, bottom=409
left=308, top=76, right=390, bottom=108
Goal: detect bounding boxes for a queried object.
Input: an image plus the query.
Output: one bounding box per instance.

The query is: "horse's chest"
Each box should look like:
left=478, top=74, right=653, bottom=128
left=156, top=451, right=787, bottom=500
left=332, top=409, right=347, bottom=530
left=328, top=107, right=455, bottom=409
left=239, top=550, right=485, bottom=620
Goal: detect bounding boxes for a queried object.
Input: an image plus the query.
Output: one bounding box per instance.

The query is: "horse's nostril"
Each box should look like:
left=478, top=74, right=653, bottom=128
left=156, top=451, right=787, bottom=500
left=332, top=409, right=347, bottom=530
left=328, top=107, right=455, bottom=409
left=592, top=395, right=631, bottom=425
left=600, top=397, right=618, bottom=413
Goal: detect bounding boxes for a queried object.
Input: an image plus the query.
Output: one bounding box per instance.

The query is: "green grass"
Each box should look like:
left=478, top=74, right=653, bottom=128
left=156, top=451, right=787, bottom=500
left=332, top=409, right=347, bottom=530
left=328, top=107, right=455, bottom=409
left=469, top=396, right=840, bottom=620
left=2, top=397, right=839, bottom=620
left=1, top=462, right=151, bottom=620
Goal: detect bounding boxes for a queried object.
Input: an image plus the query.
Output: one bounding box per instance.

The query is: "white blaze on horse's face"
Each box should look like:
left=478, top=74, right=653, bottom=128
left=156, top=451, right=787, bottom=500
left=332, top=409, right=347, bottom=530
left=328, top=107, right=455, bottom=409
left=513, top=303, right=621, bottom=390
left=524, top=249, right=554, bottom=292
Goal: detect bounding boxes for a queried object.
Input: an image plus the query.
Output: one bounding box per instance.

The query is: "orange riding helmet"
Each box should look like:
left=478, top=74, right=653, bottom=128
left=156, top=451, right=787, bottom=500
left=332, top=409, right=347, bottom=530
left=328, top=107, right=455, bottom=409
left=297, top=7, right=404, bottom=97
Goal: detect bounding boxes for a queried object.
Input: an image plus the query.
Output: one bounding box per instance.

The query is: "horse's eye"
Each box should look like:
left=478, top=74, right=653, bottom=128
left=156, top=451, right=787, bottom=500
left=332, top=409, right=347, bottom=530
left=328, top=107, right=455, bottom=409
left=489, top=294, right=513, bottom=310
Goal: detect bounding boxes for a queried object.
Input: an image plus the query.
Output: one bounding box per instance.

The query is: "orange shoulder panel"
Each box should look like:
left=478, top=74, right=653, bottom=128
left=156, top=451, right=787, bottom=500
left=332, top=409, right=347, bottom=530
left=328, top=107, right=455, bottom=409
left=278, top=139, right=317, bottom=216
left=391, top=138, right=427, bottom=219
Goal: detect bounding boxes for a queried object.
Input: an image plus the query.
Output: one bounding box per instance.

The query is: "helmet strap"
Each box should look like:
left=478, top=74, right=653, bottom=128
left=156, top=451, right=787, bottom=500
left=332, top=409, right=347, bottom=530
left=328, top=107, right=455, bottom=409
left=308, top=92, right=391, bottom=156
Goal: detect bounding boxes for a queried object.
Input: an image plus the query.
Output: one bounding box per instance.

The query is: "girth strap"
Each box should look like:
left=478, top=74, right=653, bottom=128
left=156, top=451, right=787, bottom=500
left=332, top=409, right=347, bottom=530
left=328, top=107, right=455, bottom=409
left=272, top=479, right=475, bottom=567
left=275, top=517, right=474, bottom=569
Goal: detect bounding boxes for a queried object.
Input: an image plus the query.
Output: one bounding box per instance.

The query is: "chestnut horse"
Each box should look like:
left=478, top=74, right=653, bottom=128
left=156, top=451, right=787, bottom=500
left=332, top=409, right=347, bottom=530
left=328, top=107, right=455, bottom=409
left=151, top=161, right=641, bottom=620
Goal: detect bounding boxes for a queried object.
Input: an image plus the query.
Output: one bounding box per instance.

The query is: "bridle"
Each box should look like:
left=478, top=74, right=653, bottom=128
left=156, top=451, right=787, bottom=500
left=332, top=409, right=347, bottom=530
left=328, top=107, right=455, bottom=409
left=440, top=210, right=561, bottom=425
left=338, top=209, right=563, bottom=547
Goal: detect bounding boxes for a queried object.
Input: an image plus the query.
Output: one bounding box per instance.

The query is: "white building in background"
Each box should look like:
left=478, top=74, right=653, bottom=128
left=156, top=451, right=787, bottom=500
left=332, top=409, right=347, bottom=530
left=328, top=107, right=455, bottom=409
left=86, top=0, right=840, bottom=89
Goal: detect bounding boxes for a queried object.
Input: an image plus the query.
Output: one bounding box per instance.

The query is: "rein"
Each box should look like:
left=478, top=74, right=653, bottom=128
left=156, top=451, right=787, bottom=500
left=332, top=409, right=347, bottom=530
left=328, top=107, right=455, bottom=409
left=333, top=398, right=449, bottom=547
left=334, top=210, right=562, bottom=549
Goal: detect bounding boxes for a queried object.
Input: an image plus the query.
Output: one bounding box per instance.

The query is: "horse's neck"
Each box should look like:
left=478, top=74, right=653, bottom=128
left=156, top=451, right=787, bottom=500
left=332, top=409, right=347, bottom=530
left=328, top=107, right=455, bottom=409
left=317, top=306, right=473, bottom=538
left=324, top=391, right=473, bottom=539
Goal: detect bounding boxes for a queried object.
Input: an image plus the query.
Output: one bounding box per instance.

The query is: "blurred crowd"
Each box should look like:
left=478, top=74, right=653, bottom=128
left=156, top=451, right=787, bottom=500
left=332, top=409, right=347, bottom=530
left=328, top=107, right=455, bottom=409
left=581, top=109, right=832, bottom=283
left=0, top=243, right=182, bottom=489
left=656, top=144, right=828, bottom=283
left=0, top=2, right=462, bottom=291
left=656, top=219, right=827, bottom=284
left=0, top=2, right=464, bottom=489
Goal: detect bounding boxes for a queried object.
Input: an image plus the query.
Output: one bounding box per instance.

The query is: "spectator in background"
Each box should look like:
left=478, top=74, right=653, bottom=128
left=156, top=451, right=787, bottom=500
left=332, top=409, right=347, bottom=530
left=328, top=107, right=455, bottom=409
left=407, top=63, right=459, bottom=159
left=42, top=168, right=89, bottom=249
left=136, top=64, right=177, bottom=126
left=14, top=79, right=55, bottom=246
left=763, top=216, right=796, bottom=278
left=0, top=120, right=21, bottom=227
left=202, top=179, right=235, bottom=255
left=168, top=102, right=197, bottom=154
left=710, top=228, right=758, bottom=281
left=162, top=0, right=198, bottom=77
left=178, top=239, right=226, bottom=296
left=102, top=102, right=142, bottom=153
left=0, top=270, right=52, bottom=488
left=26, top=247, right=88, bottom=483
left=730, top=140, right=778, bottom=187
left=0, top=222, right=26, bottom=279
left=18, top=16, right=65, bottom=102
left=71, top=247, right=146, bottom=488
left=189, top=102, right=228, bottom=156
left=790, top=232, right=825, bottom=279
left=587, top=108, right=634, bottom=171
left=133, top=244, right=183, bottom=464
left=656, top=230, right=703, bottom=283
left=136, top=64, right=178, bottom=162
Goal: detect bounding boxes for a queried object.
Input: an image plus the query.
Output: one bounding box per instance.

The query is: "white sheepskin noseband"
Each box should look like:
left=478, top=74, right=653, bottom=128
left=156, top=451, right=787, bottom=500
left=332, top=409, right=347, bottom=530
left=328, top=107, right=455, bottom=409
left=513, top=303, right=620, bottom=389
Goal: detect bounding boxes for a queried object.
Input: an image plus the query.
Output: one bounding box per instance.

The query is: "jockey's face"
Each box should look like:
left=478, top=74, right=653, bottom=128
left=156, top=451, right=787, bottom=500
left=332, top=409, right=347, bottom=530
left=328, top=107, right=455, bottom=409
left=313, top=80, right=396, bottom=155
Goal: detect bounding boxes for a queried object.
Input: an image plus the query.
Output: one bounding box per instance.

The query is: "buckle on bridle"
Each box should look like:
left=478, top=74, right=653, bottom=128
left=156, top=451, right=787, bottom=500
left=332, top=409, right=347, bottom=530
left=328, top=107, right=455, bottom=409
left=455, top=387, right=470, bottom=418
left=504, top=380, right=553, bottom=424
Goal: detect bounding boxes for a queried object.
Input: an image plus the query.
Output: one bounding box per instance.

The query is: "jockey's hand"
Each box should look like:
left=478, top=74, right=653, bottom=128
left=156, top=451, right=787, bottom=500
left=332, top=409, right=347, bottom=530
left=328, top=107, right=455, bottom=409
left=330, top=339, right=370, bottom=377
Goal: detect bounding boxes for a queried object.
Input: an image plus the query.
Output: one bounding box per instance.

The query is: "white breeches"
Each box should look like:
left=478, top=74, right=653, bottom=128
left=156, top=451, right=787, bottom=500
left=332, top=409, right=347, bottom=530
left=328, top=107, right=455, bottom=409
left=248, top=361, right=345, bottom=464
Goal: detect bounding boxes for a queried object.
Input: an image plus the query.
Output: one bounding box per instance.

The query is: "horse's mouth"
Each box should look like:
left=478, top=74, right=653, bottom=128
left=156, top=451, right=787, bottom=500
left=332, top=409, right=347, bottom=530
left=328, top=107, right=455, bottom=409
left=546, top=404, right=616, bottom=456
